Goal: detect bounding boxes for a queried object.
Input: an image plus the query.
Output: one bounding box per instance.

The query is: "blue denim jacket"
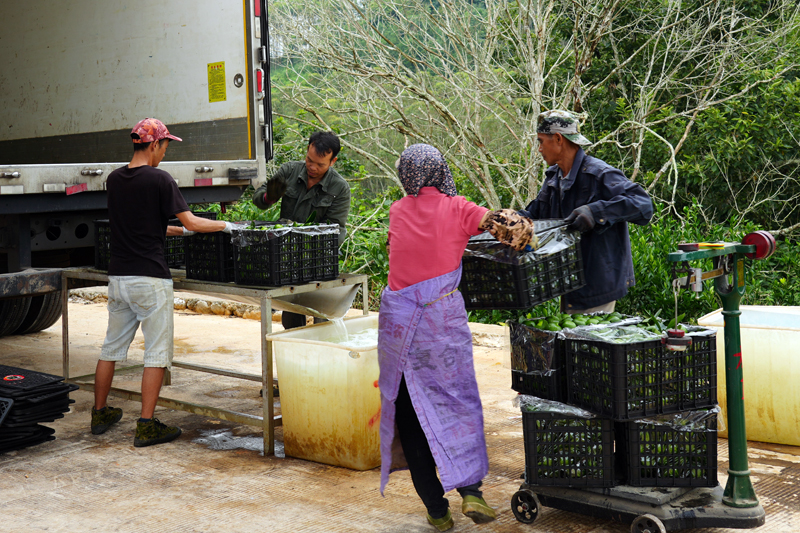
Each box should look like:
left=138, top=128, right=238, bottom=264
left=521, top=149, right=653, bottom=309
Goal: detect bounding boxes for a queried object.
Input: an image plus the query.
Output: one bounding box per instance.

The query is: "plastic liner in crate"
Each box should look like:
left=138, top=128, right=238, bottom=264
left=508, top=320, right=565, bottom=401
left=618, top=408, right=719, bottom=488
left=460, top=220, right=584, bottom=310
left=184, top=231, right=236, bottom=283
left=230, top=224, right=339, bottom=287
left=564, top=325, right=717, bottom=420
left=517, top=396, right=617, bottom=488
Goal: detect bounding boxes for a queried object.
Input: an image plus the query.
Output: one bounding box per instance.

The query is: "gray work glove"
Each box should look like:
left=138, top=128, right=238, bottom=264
left=181, top=227, right=196, bottom=236
left=565, top=205, right=595, bottom=233
left=221, top=221, right=240, bottom=234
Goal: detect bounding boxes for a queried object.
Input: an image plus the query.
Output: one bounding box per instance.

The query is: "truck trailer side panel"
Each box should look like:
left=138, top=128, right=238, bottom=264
left=0, top=0, right=258, bottom=165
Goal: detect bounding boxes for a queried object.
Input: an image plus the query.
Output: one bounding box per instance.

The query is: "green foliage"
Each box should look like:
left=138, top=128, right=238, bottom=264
left=620, top=201, right=725, bottom=324
left=340, top=181, right=392, bottom=310
left=199, top=187, right=280, bottom=223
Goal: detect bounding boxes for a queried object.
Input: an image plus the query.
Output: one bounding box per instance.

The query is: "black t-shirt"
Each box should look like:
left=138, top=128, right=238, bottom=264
left=107, top=165, right=190, bottom=279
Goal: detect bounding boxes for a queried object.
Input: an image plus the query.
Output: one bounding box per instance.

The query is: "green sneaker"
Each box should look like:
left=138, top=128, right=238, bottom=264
left=462, top=495, right=497, bottom=524
left=91, top=406, right=123, bottom=435
left=426, top=509, right=454, bottom=531
left=134, top=417, right=182, bottom=447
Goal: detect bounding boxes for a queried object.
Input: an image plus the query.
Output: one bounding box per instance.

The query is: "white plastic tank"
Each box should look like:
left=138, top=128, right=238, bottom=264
left=698, top=305, right=800, bottom=446
left=265, top=315, right=381, bottom=470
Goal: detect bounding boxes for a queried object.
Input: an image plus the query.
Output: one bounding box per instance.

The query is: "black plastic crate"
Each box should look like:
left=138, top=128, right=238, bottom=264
left=565, top=330, right=717, bottom=420
left=522, top=410, right=617, bottom=487
left=96, top=219, right=182, bottom=270
left=165, top=211, right=218, bottom=268
left=233, top=225, right=339, bottom=287
left=508, top=320, right=565, bottom=402
left=460, top=225, right=584, bottom=310
left=298, top=231, right=339, bottom=283
left=94, top=220, right=112, bottom=270
left=94, top=211, right=217, bottom=271
left=164, top=234, right=184, bottom=268
left=184, top=232, right=235, bottom=282
left=618, top=413, right=718, bottom=487
left=235, top=229, right=303, bottom=286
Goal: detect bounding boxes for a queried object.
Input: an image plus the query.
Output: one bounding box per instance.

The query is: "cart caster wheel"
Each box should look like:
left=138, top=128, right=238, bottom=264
left=631, top=513, right=666, bottom=533
left=511, top=490, right=540, bottom=524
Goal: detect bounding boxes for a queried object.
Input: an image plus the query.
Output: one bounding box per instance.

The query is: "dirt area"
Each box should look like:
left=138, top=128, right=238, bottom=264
left=0, top=292, right=798, bottom=533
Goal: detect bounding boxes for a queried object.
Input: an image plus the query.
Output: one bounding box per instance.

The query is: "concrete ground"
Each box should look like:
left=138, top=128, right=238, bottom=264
left=0, top=291, right=798, bottom=533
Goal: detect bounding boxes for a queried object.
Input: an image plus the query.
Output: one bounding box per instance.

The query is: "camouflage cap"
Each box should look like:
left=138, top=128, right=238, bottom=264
left=130, top=118, right=182, bottom=143
left=537, top=110, right=591, bottom=146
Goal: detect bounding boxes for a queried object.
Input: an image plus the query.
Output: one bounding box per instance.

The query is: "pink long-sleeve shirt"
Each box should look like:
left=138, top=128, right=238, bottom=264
left=387, top=187, right=489, bottom=291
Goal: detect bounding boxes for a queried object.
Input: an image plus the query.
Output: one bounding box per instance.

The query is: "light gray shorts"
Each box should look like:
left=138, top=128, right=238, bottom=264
left=100, top=276, right=174, bottom=368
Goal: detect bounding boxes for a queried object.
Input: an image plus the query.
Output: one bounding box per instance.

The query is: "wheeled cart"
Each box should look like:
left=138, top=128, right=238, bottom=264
left=511, top=483, right=765, bottom=533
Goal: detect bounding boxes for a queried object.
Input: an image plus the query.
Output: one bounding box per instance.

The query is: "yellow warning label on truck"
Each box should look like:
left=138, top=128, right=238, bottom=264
left=208, top=62, right=226, bottom=103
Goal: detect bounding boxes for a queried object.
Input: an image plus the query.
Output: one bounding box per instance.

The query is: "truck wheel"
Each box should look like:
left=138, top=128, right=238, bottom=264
left=14, top=292, right=63, bottom=335
left=0, top=297, right=33, bottom=337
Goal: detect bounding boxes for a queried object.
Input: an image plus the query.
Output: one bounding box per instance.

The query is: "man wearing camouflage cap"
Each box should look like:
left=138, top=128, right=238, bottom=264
left=521, top=110, right=653, bottom=314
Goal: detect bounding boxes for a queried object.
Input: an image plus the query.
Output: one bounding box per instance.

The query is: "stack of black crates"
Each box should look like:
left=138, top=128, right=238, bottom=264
left=0, top=365, right=78, bottom=453
left=183, top=222, right=339, bottom=286
left=93, top=217, right=339, bottom=287
left=509, top=319, right=719, bottom=489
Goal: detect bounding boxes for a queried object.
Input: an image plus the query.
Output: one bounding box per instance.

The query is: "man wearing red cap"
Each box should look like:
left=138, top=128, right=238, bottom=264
left=90, top=118, right=239, bottom=447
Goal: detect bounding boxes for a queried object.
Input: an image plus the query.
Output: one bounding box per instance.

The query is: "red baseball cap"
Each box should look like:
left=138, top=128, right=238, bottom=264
left=130, top=118, right=183, bottom=143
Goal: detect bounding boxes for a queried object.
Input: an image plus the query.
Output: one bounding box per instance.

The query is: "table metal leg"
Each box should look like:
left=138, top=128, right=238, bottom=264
left=362, top=279, right=368, bottom=316
left=61, top=273, right=70, bottom=380
left=261, top=293, right=275, bottom=456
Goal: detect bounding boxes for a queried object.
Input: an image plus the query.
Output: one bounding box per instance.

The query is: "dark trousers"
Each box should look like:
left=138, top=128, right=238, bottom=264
left=281, top=311, right=325, bottom=330
left=395, top=376, right=483, bottom=519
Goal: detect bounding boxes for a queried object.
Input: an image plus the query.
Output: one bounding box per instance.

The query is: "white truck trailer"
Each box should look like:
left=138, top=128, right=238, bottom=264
left=0, top=0, right=273, bottom=336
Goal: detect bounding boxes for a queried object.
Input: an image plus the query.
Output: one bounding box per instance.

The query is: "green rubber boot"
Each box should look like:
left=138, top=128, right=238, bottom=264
left=426, top=509, right=454, bottom=531
left=462, top=495, right=497, bottom=524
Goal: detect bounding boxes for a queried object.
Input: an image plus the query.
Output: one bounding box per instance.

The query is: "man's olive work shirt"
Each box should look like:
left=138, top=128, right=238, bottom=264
left=253, top=161, right=351, bottom=245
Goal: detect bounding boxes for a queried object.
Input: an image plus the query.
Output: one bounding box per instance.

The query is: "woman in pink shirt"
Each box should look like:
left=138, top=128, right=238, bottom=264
left=378, top=144, right=533, bottom=531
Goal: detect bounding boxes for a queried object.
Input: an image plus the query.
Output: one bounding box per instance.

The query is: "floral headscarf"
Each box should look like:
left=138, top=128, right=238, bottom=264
left=397, top=144, right=458, bottom=197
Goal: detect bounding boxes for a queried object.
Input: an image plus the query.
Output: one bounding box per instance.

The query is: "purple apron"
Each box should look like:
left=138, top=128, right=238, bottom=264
left=378, top=265, right=489, bottom=494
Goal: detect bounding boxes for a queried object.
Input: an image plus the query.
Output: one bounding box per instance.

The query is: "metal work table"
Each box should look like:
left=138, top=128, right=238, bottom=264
left=61, top=267, right=369, bottom=456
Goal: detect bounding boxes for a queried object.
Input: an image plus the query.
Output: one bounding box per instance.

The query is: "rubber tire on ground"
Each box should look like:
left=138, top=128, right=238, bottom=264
left=510, top=490, right=540, bottom=524
left=631, top=513, right=667, bottom=533
left=14, top=292, right=63, bottom=335
left=0, top=297, right=33, bottom=337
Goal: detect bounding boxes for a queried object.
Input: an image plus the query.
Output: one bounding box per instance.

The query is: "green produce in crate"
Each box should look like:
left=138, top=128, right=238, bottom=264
left=521, top=311, right=625, bottom=332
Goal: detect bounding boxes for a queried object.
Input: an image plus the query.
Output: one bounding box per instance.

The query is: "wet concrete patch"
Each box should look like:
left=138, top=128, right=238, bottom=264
left=193, top=429, right=285, bottom=457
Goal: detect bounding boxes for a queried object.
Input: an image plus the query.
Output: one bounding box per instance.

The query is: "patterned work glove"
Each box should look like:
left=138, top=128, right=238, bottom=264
left=565, top=205, right=595, bottom=233
left=480, top=209, right=538, bottom=251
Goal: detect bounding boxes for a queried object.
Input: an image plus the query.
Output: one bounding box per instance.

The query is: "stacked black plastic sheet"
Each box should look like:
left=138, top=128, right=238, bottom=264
left=0, top=365, right=78, bottom=453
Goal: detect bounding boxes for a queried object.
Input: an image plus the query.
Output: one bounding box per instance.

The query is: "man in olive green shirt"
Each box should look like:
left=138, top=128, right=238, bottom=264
left=252, top=131, right=351, bottom=329
left=253, top=131, right=350, bottom=246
